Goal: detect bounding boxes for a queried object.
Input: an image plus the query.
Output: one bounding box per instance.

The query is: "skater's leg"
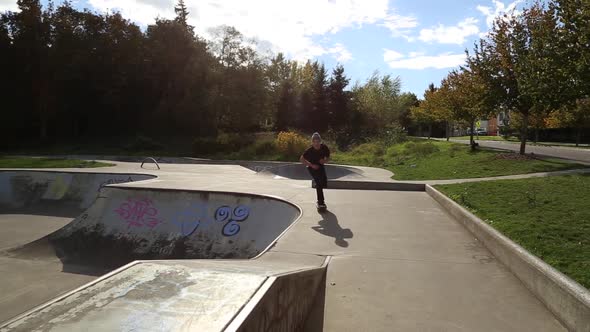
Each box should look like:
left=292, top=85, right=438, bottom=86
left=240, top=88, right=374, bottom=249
left=316, top=187, right=325, bottom=205
left=318, top=166, right=328, bottom=188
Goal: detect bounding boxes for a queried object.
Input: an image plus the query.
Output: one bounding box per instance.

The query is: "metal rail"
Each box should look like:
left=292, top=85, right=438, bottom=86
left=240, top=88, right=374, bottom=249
left=140, top=157, right=160, bottom=170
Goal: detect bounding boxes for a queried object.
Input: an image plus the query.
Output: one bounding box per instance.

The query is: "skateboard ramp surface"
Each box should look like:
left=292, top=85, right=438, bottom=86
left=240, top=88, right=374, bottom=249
left=3, top=171, right=301, bottom=268
left=259, top=164, right=363, bottom=180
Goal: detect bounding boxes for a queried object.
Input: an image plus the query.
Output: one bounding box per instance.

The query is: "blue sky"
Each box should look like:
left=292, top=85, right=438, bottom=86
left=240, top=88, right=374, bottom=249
left=1, top=0, right=523, bottom=97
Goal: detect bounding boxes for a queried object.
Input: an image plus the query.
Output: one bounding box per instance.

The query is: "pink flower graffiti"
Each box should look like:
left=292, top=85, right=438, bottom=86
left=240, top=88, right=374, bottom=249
left=114, top=198, right=162, bottom=228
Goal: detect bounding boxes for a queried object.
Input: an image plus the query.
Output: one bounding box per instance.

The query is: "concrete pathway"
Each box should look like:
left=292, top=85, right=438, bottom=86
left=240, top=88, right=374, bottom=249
left=0, top=162, right=567, bottom=330
left=443, top=138, right=590, bottom=164
left=404, top=167, right=590, bottom=186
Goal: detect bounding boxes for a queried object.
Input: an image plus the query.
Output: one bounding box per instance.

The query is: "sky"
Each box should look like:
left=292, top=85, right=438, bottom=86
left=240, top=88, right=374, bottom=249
left=0, top=0, right=524, bottom=97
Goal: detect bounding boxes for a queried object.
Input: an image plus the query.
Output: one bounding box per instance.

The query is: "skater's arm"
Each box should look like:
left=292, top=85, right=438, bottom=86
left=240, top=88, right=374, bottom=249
left=300, top=155, right=319, bottom=169
left=319, top=145, right=330, bottom=164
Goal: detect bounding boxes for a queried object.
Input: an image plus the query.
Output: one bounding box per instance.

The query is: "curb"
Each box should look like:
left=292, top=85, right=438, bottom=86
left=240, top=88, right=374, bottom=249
left=313, top=180, right=425, bottom=192
left=426, top=185, right=590, bottom=331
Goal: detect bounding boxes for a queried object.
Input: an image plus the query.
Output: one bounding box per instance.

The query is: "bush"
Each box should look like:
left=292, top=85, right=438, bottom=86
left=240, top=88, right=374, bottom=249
left=379, top=125, right=408, bottom=146
left=404, top=141, right=440, bottom=156
left=192, top=133, right=256, bottom=157
left=125, top=135, right=165, bottom=151
left=252, top=139, right=276, bottom=155
left=192, top=137, right=218, bottom=156
left=276, top=131, right=309, bottom=160
left=217, top=132, right=254, bottom=151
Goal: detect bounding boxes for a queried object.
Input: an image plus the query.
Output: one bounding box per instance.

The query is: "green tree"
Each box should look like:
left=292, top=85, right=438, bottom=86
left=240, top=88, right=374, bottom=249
left=327, top=65, right=350, bottom=129
left=469, top=2, right=563, bottom=154
left=174, top=0, right=191, bottom=30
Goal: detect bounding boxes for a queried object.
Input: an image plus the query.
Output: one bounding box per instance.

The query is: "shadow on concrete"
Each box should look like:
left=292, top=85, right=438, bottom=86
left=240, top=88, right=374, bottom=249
left=311, top=211, right=353, bottom=247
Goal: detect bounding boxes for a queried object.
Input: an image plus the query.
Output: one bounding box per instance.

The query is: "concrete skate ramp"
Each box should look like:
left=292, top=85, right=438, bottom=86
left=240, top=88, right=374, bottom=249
left=3, top=257, right=327, bottom=332
left=9, top=186, right=301, bottom=268
left=260, top=164, right=363, bottom=180
left=0, top=170, right=156, bottom=215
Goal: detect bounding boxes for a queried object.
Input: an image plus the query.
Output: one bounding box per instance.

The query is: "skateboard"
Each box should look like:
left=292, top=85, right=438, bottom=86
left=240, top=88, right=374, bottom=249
left=316, top=203, right=327, bottom=212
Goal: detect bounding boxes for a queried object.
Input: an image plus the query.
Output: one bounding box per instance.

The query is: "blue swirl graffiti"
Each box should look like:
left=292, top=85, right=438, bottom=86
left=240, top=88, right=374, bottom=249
left=172, top=202, right=211, bottom=236
left=215, top=205, right=250, bottom=237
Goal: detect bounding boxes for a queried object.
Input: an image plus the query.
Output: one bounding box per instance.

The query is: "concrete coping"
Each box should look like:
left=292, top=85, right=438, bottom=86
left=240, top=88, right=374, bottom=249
left=426, top=185, right=590, bottom=332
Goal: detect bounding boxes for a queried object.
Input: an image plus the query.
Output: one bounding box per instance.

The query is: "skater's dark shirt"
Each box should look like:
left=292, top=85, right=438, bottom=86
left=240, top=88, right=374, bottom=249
left=303, top=144, right=330, bottom=165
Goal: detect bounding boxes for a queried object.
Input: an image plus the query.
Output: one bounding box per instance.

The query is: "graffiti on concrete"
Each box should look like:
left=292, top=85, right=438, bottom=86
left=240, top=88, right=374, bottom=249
left=173, top=204, right=250, bottom=237
left=98, top=176, right=134, bottom=192
left=172, top=202, right=212, bottom=237
left=43, top=175, right=70, bottom=200
left=215, top=205, right=250, bottom=237
left=114, top=198, right=162, bottom=228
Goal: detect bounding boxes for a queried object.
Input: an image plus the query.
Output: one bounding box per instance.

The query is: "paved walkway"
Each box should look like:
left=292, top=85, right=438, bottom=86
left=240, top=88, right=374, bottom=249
left=442, top=138, right=590, bottom=164
left=0, top=162, right=566, bottom=330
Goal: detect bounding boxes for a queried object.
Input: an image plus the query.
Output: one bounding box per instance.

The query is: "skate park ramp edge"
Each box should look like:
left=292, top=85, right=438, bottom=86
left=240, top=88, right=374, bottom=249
left=1, top=257, right=329, bottom=331
left=3, top=170, right=302, bottom=268
left=256, top=163, right=364, bottom=180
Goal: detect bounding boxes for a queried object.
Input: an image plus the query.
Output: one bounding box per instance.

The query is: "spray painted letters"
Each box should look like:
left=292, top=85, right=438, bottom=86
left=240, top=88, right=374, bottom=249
left=114, top=198, right=162, bottom=228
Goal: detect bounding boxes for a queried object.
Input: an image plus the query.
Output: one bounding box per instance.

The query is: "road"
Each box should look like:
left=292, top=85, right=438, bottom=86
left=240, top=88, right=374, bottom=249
left=448, top=138, right=590, bottom=164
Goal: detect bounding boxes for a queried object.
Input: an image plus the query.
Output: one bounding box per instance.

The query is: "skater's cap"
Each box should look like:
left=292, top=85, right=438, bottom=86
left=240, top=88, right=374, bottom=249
left=311, top=132, right=322, bottom=141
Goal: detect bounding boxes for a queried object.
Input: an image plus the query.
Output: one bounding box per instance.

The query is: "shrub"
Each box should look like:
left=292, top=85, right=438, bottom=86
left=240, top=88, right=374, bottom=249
left=276, top=131, right=309, bottom=159
left=252, top=139, right=276, bottom=155
left=379, top=125, right=408, bottom=146
left=125, top=135, right=165, bottom=151
left=192, top=137, right=218, bottom=156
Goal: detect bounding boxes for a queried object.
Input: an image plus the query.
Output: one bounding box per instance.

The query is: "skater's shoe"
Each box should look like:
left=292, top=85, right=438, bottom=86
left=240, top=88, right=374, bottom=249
left=317, top=203, right=327, bottom=211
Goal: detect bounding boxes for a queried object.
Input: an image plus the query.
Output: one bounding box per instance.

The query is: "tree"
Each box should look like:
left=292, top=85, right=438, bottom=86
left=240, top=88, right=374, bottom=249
left=327, top=64, right=350, bottom=129
left=553, top=0, right=590, bottom=143
left=411, top=84, right=438, bottom=138
left=353, top=71, right=403, bottom=134
left=441, top=69, right=492, bottom=150
left=469, top=2, right=563, bottom=154
left=174, top=0, right=190, bottom=30
left=311, top=62, right=329, bottom=131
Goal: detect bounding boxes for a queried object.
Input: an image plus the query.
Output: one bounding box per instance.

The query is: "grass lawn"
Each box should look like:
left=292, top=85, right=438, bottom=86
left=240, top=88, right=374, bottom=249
left=435, top=175, right=590, bottom=289
left=331, top=140, right=587, bottom=180
left=0, top=157, right=114, bottom=168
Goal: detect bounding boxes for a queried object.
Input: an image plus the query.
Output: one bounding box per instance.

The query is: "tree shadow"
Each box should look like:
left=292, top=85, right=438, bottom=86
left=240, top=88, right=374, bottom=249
left=311, top=211, right=353, bottom=247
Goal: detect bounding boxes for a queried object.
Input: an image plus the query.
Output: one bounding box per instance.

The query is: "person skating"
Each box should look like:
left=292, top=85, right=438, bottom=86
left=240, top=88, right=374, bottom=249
left=300, top=132, right=330, bottom=211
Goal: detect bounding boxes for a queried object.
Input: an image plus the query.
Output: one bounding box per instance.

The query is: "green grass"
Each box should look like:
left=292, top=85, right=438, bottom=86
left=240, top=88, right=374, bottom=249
left=435, top=175, right=590, bottom=289
left=331, top=140, right=587, bottom=180
left=0, top=157, right=113, bottom=168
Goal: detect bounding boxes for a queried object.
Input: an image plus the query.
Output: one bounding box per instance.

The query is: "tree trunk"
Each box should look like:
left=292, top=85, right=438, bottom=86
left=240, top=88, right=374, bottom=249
left=418, top=125, right=422, bottom=137
left=519, top=113, right=528, bottom=155
left=470, top=121, right=475, bottom=151
left=445, top=121, right=450, bottom=141
left=534, top=127, right=539, bottom=143
left=428, top=123, right=432, bottom=140
left=576, top=126, right=582, bottom=147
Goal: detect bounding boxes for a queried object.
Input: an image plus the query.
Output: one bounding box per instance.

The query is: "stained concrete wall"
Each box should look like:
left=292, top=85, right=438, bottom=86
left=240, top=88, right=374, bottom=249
left=10, top=184, right=301, bottom=267
left=228, top=264, right=327, bottom=332
left=0, top=171, right=155, bottom=210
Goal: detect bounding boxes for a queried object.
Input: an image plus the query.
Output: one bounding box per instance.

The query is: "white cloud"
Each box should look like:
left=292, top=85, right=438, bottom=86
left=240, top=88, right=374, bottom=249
left=418, top=17, right=480, bottom=45
left=87, top=0, right=395, bottom=61
left=384, top=49, right=466, bottom=70
left=380, top=13, right=419, bottom=40
left=477, top=0, right=522, bottom=27
left=0, top=0, right=18, bottom=12
left=327, top=43, right=353, bottom=63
